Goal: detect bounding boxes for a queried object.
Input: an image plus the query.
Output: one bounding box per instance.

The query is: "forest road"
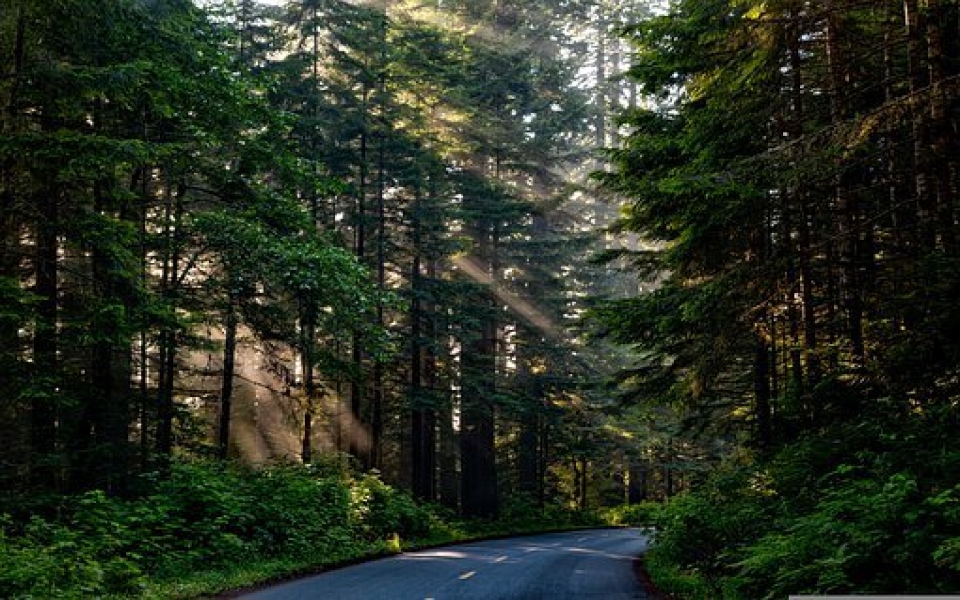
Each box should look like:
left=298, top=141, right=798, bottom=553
left=234, top=527, right=652, bottom=600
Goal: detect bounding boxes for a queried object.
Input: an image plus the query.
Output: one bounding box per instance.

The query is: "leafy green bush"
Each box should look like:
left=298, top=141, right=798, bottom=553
left=0, top=510, right=145, bottom=599
left=649, top=465, right=775, bottom=594
left=245, top=464, right=354, bottom=556
left=733, top=469, right=960, bottom=598
left=2, top=459, right=629, bottom=598
left=644, top=426, right=960, bottom=599
left=350, top=473, right=434, bottom=540
left=0, top=459, right=446, bottom=598
left=602, top=501, right=662, bottom=527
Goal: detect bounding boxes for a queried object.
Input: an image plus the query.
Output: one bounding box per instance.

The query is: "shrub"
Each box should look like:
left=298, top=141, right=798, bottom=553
left=245, top=464, right=355, bottom=556
left=0, top=511, right=145, bottom=599
left=602, top=501, right=662, bottom=527
left=350, top=473, right=434, bottom=540
left=734, top=470, right=960, bottom=598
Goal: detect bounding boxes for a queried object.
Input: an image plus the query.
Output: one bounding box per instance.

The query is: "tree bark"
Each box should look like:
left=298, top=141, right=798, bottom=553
left=825, top=3, right=866, bottom=368
left=155, top=180, right=184, bottom=467
left=31, top=186, right=59, bottom=490
left=755, top=333, right=773, bottom=450
left=350, top=85, right=370, bottom=468
left=88, top=178, right=134, bottom=494
left=410, top=203, right=437, bottom=500
left=460, top=311, right=498, bottom=517
left=301, top=302, right=317, bottom=464
left=217, top=295, right=238, bottom=461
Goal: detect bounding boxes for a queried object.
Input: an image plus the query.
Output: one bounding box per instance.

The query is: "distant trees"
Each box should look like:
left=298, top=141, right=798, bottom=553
left=0, top=0, right=639, bottom=519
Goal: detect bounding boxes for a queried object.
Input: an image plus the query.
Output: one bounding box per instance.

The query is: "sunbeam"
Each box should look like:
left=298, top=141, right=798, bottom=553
left=452, top=255, right=562, bottom=339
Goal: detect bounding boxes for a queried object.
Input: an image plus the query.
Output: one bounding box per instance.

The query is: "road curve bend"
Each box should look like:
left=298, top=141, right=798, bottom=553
left=237, top=528, right=651, bottom=600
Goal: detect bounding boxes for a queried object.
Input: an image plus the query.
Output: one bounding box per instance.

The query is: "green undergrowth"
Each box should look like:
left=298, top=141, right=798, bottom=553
left=634, top=420, right=960, bottom=599
left=0, top=459, right=606, bottom=599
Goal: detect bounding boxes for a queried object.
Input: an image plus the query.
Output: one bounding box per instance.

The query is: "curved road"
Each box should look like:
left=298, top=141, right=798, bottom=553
left=237, top=528, right=651, bottom=600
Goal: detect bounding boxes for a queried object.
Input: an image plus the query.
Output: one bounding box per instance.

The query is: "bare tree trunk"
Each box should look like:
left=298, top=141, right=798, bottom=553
left=538, top=415, right=549, bottom=507
left=301, top=303, right=316, bottom=464
left=155, top=180, right=184, bottom=467
left=825, top=3, right=865, bottom=368
left=787, top=11, right=820, bottom=391
left=904, top=0, right=935, bottom=251
left=926, top=0, right=957, bottom=252
left=595, top=1, right=607, bottom=150
left=517, top=406, right=540, bottom=499
left=31, top=187, right=59, bottom=490
left=351, top=85, right=370, bottom=468
left=217, top=295, right=238, bottom=461
left=460, top=312, right=498, bottom=517
left=371, top=66, right=387, bottom=471
left=89, top=177, right=134, bottom=493
left=0, top=0, right=29, bottom=486
left=755, top=333, right=773, bottom=450
left=410, top=197, right=437, bottom=500
left=438, top=388, right=459, bottom=510
left=579, top=458, right=589, bottom=510
left=627, top=462, right=647, bottom=503
left=437, top=261, right=459, bottom=510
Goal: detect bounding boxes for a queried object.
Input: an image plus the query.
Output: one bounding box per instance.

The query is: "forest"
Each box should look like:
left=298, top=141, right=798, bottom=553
left=1, top=0, right=959, bottom=598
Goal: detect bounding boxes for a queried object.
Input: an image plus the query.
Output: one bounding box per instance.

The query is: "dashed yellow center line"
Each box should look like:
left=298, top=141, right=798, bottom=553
left=459, top=570, right=477, bottom=580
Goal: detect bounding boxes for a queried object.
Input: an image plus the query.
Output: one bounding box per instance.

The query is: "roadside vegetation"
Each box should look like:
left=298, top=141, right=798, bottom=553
left=0, top=458, right=604, bottom=599
left=609, top=422, right=960, bottom=599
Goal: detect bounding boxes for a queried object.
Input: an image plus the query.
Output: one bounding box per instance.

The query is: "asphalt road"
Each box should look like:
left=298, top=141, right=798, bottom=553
left=237, top=528, right=651, bottom=600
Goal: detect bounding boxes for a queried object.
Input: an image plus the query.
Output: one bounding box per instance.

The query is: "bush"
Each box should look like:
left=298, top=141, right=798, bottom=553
left=734, top=469, right=960, bottom=598
left=644, top=431, right=960, bottom=599
left=2, top=458, right=625, bottom=598
left=0, top=459, right=443, bottom=598
left=245, top=464, right=354, bottom=557
left=350, top=473, right=434, bottom=540
left=0, top=510, right=145, bottom=599
left=602, top=502, right=662, bottom=527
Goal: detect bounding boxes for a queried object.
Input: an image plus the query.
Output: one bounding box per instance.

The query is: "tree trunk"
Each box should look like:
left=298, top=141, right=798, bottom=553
left=579, top=458, right=589, bottom=510
left=351, top=86, right=370, bottom=468
left=438, top=387, right=459, bottom=510
left=436, top=259, right=459, bottom=511
left=517, top=407, right=540, bottom=498
left=904, top=0, right=935, bottom=251
left=787, top=14, right=820, bottom=387
left=459, top=312, right=498, bottom=518
left=825, top=3, right=865, bottom=368
left=217, top=295, right=238, bottom=461
left=301, top=302, right=316, bottom=464
left=155, top=180, right=184, bottom=466
left=628, top=463, right=647, bottom=503
left=88, top=179, right=134, bottom=494
left=755, top=333, right=773, bottom=450
left=595, top=1, right=607, bottom=150
left=31, top=187, right=59, bottom=490
left=410, top=208, right=437, bottom=500
left=0, top=0, right=29, bottom=488
left=926, top=0, right=957, bottom=253
left=538, top=413, right=549, bottom=507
